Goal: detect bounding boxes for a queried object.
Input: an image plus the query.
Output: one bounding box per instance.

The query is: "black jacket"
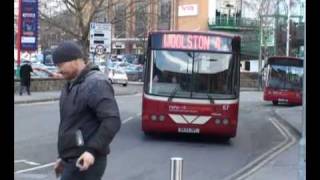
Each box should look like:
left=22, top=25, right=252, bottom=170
left=19, top=63, right=33, bottom=85
left=57, top=63, right=121, bottom=159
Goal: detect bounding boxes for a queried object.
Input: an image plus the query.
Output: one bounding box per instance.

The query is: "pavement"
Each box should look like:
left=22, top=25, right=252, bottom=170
left=14, top=85, right=304, bottom=179
left=247, top=105, right=304, bottom=180
left=14, top=81, right=143, bottom=104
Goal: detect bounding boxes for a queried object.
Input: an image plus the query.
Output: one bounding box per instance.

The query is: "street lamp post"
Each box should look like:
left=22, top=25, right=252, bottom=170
left=298, top=2, right=306, bottom=179
left=286, top=0, right=291, bottom=56
left=258, top=15, right=264, bottom=91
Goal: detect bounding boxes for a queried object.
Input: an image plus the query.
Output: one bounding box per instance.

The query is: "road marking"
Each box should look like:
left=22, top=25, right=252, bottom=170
left=15, top=101, right=57, bottom=106
left=122, top=113, right=141, bottom=124
left=15, top=162, right=55, bottom=174
left=14, top=160, right=41, bottom=166
left=122, top=117, right=134, bottom=124
left=15, top=173, right=48, bottom=179
left=223, top=117, right=297, bottom=180
left=116, top=93, right=141, bottom=97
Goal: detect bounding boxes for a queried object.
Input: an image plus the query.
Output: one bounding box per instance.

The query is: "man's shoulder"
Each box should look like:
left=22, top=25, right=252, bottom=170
left=86, top=70, right=107, bottom=82
left=82, top=71, right=114, bottom=96
left=83, top=70, right=111, bottom=88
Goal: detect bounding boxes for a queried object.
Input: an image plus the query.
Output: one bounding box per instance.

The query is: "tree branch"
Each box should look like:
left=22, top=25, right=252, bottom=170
left=39, top=12, right=80, bottom=39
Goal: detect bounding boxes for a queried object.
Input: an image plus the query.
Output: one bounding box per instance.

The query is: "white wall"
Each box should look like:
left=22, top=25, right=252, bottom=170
left=208, top=0, right=217, bottom=22
left=240, top=60, right=265, bottom=72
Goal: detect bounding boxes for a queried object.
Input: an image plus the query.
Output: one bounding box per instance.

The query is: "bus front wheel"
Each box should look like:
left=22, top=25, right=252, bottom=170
left=272, top=101, right=278, bottom=105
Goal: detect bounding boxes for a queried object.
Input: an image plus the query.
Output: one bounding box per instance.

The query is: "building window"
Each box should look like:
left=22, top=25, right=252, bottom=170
left=93, top=9, right=106, bottom=23
left=114, top=3, right=126, bottom=38
left=135, top=1, right=148, bottom=37
left=216, top=0, right=241, bottom=25
left=158, top=0, right=171, bottom=30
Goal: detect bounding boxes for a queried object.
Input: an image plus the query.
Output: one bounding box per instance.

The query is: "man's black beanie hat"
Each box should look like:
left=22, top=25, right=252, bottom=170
left=52, top=41, right=84, bottom=64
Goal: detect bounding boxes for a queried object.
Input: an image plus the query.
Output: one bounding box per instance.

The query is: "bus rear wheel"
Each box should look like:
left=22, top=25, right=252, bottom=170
left=272, top=100, right=278, bottom=105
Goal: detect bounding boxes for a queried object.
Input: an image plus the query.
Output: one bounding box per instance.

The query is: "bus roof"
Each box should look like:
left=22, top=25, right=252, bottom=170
left=266, top=56, right=303, bottom=67
left=149, top=30, right=239, bottom=39
left=267, top=56, right=303, bottom=61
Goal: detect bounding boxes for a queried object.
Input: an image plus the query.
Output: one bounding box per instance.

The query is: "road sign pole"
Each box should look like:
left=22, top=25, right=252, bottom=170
left=16, top=0, right=22, bottom=78
left=93, top=52, right=95, bottom=64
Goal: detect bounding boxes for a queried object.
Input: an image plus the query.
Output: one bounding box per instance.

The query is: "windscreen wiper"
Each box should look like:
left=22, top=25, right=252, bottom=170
left=168, top=87, right=178, bottom=102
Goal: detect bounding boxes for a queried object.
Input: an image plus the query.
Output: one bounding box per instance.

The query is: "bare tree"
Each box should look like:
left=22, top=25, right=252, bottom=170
left=243, top=0, right=303, bottom=57
left=39, top=0, right=152, bottom=58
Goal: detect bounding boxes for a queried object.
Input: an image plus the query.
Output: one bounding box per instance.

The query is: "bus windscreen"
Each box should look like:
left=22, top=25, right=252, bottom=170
left=148, top=50, right=236, bottom=99
left=268, top=65, right=303, bottom=90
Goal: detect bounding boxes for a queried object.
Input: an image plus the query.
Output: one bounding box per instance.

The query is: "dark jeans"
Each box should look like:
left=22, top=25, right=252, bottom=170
left=19, top=84, right=30, bottom=95
left=60, top=156, right=107, bottom=180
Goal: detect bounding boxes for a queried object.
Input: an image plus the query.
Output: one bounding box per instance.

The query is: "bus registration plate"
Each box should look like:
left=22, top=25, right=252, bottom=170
left=278, top=98, right=288, bottom=102
left=178, top=128, right=200, bottom=134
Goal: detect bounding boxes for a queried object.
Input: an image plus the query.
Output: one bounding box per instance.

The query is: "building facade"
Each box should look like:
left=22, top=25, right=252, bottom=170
left=170, top=0, right=260, bottom=59
left=105, top=0, right=172, bottom=55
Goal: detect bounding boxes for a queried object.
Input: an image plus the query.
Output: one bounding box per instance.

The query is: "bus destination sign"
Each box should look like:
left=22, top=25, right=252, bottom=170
left=152, top=33, right=232, bottom=52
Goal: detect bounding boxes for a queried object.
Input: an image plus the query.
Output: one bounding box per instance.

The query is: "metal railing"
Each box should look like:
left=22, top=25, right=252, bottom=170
left=208, top=17, right=259, bottom=28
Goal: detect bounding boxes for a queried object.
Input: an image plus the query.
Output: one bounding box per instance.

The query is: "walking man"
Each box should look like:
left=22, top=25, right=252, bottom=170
left=19, top=60, right=33, bottom=95
left=52, top=41, right=121, bottom=180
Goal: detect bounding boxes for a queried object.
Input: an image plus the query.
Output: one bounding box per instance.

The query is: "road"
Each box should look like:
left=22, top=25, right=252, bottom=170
left=14, top=91, right=294, bottom=180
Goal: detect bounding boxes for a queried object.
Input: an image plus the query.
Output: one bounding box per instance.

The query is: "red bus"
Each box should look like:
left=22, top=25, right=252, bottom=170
left=262, top=56, right=303, bottom=105
left=141, top=31, right=241, bottom=138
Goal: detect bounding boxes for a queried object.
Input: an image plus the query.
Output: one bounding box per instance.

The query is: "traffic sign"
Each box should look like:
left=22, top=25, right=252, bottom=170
left=89, top=22, right=111, bottom=54
left=95, top=44, right=105, bottom=55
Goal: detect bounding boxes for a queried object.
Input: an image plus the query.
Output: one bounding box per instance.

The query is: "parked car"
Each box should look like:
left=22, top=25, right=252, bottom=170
left=107, top=56, right=122, bottom=62
left=104, top=61, right=128, bottom=86
left=120, top=54, right=145, bottom=65
left=124, top=64, right=144, bottom=81
left=107, top=68, right=128, bottom=86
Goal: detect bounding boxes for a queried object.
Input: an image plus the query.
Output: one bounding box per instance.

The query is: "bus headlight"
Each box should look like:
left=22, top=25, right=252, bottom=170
left=151, top=115, right=157, bottom=121
left=215, top=119, right=221, bottom=125
left=222, top=118, right=229, bottom=125
left=159, top=115, right=165, bottom=121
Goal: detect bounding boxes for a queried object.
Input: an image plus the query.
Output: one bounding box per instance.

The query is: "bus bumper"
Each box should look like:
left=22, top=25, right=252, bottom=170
left=142, top=119, right=237, bottom=138
left=263, top=89, right=302, bottom=105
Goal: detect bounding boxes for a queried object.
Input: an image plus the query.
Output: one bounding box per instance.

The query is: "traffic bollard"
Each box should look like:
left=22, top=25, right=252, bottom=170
left=170, top=157, right=183, bottom=180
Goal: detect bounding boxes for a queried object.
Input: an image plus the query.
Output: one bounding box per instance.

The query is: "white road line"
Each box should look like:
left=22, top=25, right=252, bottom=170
left=14, top=160, right=26, bottom=163
left=15, top=113, right=142, bottom=174
left=15, top=162, right=55, bottom=174
left=14, top=160, right=41, bottom=166
left=16, top=101, right=57, bottom=106
left=122, top=113, right=141, bottom=124
left=224, top=117, right=297, bottom=180
left=234, top=118, right=289, bottom=180
left=122, top=117, right=134, bottom=124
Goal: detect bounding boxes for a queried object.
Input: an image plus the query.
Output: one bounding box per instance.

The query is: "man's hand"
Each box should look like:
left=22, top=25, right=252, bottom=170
left=54, top=158, right=64, bottom=178
left=76, top=151, right=95, bottom=171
